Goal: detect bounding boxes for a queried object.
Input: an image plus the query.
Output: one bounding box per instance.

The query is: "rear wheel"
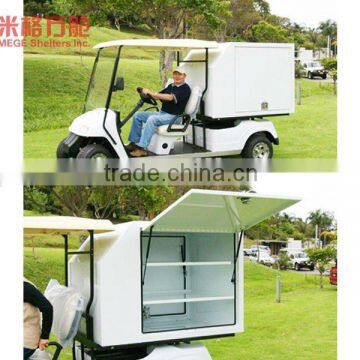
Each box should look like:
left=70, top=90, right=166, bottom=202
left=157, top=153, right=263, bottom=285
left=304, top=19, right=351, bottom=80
left=322, top=73, right=327, bottom=79
left=295, top=263, right=301, bottom=271
left=242, top=134, right=273, bottom=159
left=308, top=72, right=313, bottom=79
left=309, top=264, right=315, bottom=271
left=77, top=144, right=113, bottom=159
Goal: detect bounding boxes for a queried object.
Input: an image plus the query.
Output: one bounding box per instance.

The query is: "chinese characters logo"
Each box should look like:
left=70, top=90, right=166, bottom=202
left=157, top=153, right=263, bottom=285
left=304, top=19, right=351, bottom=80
left=0, top=15, right=90, bottom=48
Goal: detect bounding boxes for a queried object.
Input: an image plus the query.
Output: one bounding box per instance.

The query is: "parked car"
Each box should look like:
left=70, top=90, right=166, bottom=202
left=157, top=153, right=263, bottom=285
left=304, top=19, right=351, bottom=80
left=329, top=262, right=337, bottom=285
left=243, top=248, right=253, bottom=256
left=289, top=252, right=315, bottom=271
left=249, top=251, right=275, bottom=266
left=250, top=245, right=271, bottom=254
left=302, top=61, right=327, bottom=79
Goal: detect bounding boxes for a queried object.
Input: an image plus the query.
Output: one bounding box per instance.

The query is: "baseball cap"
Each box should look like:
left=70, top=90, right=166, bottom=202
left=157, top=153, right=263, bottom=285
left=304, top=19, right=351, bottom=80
left=173, top=67, right=186, bottom=75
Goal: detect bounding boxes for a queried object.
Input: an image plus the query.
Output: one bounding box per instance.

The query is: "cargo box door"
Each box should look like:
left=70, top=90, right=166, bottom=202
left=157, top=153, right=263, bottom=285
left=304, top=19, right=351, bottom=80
left=143, top=189, right=299, bottom=234
left=235, top=45, right=294, bottom=115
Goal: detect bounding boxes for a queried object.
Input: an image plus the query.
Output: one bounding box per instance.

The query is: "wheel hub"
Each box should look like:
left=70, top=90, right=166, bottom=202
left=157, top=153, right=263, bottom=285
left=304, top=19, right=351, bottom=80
left=252, top=142, right=270, bottom=159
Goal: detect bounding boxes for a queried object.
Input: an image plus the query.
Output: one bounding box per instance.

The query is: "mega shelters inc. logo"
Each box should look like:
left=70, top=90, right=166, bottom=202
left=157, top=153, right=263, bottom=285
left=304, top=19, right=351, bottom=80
left=0, top=15, right=90, bottom=48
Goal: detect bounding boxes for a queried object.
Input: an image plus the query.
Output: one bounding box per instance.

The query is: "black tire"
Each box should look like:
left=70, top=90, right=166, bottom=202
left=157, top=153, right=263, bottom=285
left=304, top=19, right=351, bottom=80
left=57, top=133, right=85, bottom=159
left=322, top=74, right=327, bottom=80
left=308, top=72, right=313, bottom=79
left=309, top=264, right=315, bottom=271
left=77, top=143, right=113, bottom=159
left=295, top=263, right=300, bottom=271
left=242, top=134, right=273, bottom=159
left=56, top=138, right=70, bottom=158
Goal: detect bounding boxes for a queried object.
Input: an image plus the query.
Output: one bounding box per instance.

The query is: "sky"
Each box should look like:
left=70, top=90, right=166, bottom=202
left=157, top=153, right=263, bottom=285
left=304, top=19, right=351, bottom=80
left=254, top=174, right=338, bottom=221
left=267, top=0, right=337, bottom=28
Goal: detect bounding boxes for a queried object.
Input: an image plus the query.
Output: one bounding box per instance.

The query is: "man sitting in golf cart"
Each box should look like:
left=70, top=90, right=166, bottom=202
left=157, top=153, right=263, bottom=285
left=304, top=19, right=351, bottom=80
left=126, top=68, right=191, bottom=157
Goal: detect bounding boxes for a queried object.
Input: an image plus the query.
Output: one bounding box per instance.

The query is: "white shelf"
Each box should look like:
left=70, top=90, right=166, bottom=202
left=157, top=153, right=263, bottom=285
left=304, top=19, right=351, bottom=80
left=147, top=261, right=232, bottom=267
left=143, top=294, right=234, bottom=305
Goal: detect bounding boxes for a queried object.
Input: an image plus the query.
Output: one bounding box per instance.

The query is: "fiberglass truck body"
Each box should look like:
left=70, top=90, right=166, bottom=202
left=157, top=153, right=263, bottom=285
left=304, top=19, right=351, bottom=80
left=24, top=189, right=299, bottom=359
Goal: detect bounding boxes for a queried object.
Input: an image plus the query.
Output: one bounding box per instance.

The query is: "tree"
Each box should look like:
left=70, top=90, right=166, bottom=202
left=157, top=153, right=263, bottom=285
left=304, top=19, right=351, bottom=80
left=64, top=0, right=230, bottom=85
left=307, top=209, right=335, bottom=243
left=24, top=186, right=177, bottom=221
left=318, top=19, right=337, bottom=56
left=321, top=57, right=337, bottom=94
left=209, top=0, right=269, bottom=42
left=249, top=20, right=290, bottom=43
left=119, top=186, right=175, bottom=220
left=135, top=0, right=231, bottom=85
left=306, top=246, right=337, bottom=288
left=24, top=0, right=55, bottom=16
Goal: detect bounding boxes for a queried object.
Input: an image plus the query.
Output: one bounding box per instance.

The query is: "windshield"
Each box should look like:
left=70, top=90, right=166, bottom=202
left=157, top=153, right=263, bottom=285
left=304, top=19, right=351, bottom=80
left=295, top=253, right=307, bottom=258
left=84, top=48, right=119, bottom=112
left=308, top=62, right=321, bottom=67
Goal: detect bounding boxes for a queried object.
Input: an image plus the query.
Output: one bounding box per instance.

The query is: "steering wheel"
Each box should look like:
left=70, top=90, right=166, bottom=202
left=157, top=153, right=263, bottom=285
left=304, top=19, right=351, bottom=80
left=136, top=87, right=158, bottom=106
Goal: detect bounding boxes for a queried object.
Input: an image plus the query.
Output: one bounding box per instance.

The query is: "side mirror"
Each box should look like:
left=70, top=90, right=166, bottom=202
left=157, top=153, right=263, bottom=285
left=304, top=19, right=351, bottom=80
left=113, top=77, right=125, bottom=91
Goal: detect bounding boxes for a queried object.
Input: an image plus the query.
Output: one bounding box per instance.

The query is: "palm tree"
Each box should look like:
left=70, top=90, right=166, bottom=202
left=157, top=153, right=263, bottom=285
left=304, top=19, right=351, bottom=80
left=307, top=210, right=334, bottom=245
left=318, top=20, right=337, bottom=56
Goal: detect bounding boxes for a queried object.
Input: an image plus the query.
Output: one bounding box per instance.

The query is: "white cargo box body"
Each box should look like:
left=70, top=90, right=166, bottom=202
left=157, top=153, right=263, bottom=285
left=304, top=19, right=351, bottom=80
left=181, top=42, right=295, bottom=119
left=69, top=190, right=299, bottom=348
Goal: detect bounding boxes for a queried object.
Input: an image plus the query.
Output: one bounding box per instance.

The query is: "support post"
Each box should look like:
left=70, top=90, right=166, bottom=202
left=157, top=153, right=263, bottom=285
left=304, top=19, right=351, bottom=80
left=231, top=231, right=244, bottom=283
left=275, top=275, right=281, bottom=303
left=63, top=234, right=69, bottom=286
left=142, top=226, right=154, bottom=285
left=86, top=230, right=95, bottom=315
left=296, top=82, right=302, bottom=105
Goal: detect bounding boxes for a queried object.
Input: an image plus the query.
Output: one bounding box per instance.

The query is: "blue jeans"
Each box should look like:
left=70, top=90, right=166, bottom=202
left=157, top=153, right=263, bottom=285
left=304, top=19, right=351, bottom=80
left=24, top=348, right=36, bottom=359
left=128, top=111, right=180, bottom=149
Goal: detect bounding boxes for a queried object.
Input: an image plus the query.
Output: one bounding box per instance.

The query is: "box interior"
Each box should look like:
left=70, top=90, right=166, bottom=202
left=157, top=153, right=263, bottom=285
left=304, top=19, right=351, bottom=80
left=141, top=232, right=236, bottom=333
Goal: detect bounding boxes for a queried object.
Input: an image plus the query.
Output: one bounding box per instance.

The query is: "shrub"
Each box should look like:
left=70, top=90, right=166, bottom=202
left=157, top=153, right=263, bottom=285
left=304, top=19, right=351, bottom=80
left=275, top=252, right=291, bottom=270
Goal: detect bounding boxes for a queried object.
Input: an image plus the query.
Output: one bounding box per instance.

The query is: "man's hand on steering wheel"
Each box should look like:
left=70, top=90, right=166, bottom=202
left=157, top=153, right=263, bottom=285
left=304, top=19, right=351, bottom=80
left=137, top=87, right=158, bottom=106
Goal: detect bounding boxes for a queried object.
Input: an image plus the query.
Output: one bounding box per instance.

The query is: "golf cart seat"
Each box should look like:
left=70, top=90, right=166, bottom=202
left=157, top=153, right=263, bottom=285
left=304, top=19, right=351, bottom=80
left=155, top=85, right=202, bottom=137
left=148, top=85, right=202, bottom=154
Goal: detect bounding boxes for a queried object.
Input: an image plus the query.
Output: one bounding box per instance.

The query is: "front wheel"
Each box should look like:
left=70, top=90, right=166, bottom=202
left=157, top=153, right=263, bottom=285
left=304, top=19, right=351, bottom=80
left=308, top=72, right=313, bottom=79
left=57, top=139, right=70, bottom=158
left=322, top=74, right=327, bottom=79
left=77, top=144, right=113, bottom=159
left=242, top=134, right=273, bottom=159
left=295, top=263, right=301, bottom=271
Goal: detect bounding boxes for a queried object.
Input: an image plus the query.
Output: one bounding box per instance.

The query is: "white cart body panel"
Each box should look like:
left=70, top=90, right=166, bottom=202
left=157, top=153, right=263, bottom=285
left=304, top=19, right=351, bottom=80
left=185, top=120, right=278, bottom=152
left=181, top=43, right=295, bottom=119
left=75, top=343, right=211, bottom=360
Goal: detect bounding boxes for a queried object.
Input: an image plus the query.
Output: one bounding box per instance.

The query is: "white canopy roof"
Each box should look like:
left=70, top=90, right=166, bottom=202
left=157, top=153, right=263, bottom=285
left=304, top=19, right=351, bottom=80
left=24, top=216, right=115, bottom=236
left=94, top=38, right=218, bottom=50
left=143, top=189, right=300, bottom=234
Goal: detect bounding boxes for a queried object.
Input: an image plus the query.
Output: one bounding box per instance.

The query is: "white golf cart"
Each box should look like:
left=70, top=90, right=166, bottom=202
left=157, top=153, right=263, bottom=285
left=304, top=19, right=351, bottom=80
left=24, top=190, right=299, bottom=359
left=57, top=39, right=294, bottom=160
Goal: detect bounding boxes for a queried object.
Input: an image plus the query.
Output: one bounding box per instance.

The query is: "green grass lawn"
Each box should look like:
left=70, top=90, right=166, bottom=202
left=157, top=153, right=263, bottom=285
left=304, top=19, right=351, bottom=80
left=24, top=247, right=336, bottom=360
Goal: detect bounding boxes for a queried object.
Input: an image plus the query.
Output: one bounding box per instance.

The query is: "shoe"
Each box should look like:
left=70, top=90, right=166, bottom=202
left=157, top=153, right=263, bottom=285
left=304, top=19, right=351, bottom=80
left=130, top=148, right=148, bottom=157
left=124, top=142, right=138, bottom=152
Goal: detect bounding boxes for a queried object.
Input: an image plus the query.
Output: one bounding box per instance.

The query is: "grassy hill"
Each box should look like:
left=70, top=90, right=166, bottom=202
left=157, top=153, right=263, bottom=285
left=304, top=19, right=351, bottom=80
left=24, top=20, right=157, bottom=59
left=24, top=247, right=336, bottom=359
left=24, top=54, right=161, bottom=133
